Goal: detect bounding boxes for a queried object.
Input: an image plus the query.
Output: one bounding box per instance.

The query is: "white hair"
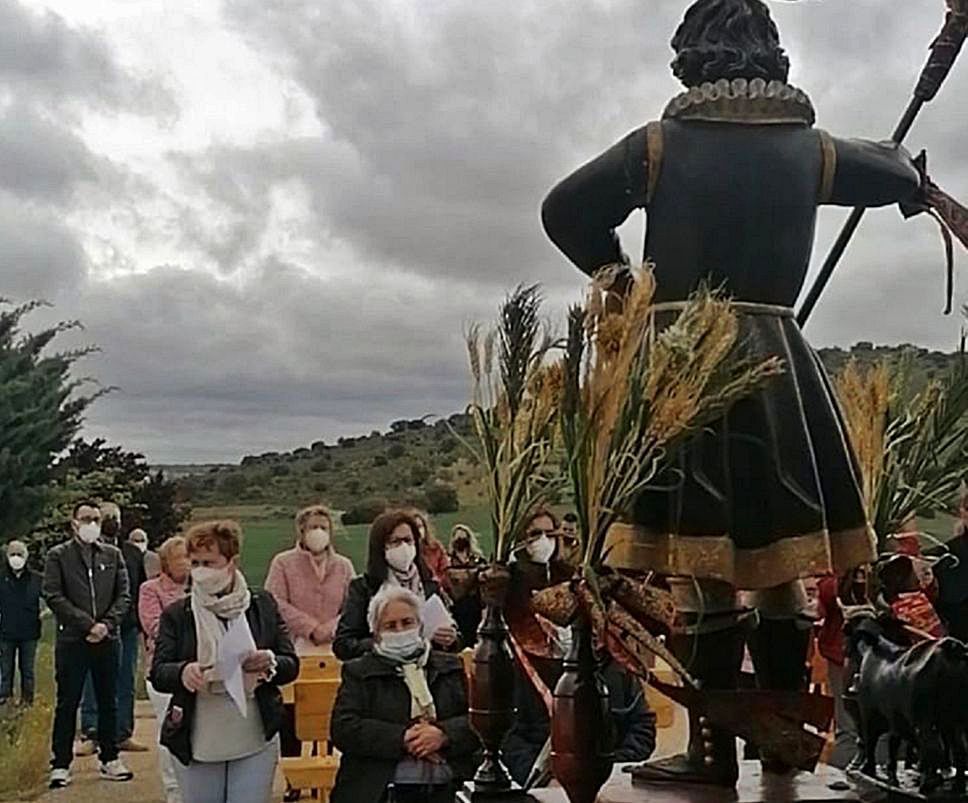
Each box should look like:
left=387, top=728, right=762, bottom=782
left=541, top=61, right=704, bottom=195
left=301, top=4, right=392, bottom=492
left=367, top=585, right=423, bottom=635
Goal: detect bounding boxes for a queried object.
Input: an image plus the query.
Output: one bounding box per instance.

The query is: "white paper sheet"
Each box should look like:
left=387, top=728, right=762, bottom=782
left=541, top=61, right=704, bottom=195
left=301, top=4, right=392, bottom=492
left=421, top=594, right=454, bottom=639
left=216, top=615, right=257, bottom=716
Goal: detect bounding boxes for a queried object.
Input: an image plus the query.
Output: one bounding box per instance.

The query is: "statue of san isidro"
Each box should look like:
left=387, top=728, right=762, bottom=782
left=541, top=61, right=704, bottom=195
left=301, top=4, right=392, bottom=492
left=542, top=0, right=927, bottom=787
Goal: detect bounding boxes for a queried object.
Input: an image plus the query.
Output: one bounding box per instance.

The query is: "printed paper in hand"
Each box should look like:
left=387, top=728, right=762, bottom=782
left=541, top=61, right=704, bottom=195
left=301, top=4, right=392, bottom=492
left=421, top=594, right=454, bottom=639
left=217, top=615, right=257, bottom=716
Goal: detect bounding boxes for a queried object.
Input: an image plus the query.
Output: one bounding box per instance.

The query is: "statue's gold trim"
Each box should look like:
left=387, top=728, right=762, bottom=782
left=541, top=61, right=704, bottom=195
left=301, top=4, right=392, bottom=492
left=603, top=522, right=876, bottom=589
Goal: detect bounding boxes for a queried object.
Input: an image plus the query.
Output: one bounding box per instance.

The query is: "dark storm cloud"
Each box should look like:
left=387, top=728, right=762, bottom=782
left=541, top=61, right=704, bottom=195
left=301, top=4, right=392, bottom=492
left=67, top=262, right=514, bottom=463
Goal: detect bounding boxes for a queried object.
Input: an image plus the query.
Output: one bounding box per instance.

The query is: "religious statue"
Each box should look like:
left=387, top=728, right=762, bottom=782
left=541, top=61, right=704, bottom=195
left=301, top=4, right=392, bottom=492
left=542, top=0, right=968, bottom=789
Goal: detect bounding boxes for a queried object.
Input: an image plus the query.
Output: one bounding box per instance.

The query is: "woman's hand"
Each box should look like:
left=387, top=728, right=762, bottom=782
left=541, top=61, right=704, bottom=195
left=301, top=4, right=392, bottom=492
left=404, top=721, right=448, bottom=759
left=431, top=624, right=458, bottom=649
left=181, top=662, right=206, bottom=692
left=242, top=649, right=275, bottom=674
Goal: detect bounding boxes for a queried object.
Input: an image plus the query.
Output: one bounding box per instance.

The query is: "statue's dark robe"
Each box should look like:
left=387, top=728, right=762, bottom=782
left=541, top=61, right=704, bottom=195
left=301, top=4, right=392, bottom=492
left=542, top=93, right=920, bottom=589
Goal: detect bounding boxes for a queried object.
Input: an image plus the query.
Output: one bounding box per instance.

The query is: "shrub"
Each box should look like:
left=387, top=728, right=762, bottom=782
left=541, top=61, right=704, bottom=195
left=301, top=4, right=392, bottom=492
left=310, top=459, right=328, bottom=473
left=372, top=455, right=388, bottom=467
left=388, top=443, right=406, bottom=460
left=312, top=481, right=327, bottom=493
left=425, top=483, right=459, bottom=514
left=270, top=464, right=291, bottom=477
left=410, top=465, right=431, bottom=486
left=342, top=498, right=388, bottom=525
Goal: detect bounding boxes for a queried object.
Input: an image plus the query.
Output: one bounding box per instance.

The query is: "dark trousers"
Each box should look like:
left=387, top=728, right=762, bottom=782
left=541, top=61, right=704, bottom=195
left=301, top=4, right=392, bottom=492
left=280, top=702, right=301, bottom=758
left=80, top=626, right=135, bottom=742
left=0, top=639, right=37, bottom=703
left=52, top=638, right=120, bottom=768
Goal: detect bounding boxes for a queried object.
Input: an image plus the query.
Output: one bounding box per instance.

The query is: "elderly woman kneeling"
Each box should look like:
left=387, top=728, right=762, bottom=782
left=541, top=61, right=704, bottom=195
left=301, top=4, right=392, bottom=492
left=330, top=586, right=479, bottom=803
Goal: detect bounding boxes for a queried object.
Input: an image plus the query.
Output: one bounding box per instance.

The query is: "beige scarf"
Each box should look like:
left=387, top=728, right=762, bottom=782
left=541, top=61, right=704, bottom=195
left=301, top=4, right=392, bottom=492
left=400, top=644, right=437, bottom=721
left=191, top=569, right=253, bottom=685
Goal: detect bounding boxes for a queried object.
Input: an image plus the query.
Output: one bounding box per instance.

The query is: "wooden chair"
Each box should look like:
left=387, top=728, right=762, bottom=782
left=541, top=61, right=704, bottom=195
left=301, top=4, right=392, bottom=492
left=280, top=678, right=342, bottom=801
left=283, top=655, right=342, bottom=704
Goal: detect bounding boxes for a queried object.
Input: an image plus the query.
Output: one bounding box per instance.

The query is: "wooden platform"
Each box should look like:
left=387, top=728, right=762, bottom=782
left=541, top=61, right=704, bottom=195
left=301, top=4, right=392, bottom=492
left=526, top=762, right=870, bottom=803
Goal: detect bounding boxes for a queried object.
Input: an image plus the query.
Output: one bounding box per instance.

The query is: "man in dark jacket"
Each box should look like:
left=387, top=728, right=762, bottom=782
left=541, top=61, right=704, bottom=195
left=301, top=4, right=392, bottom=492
left=43, top=500, right=134, bottom=788
left=78, top=505, right=150, bottom=754
left=502, top=658, right=657, bottom=787
left=0, top=540, right=42, bottom=705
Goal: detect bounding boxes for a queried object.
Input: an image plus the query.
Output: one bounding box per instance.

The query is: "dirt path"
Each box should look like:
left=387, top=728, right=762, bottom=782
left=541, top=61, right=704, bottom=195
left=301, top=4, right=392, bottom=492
left=25, top=702, right=286, bottom=803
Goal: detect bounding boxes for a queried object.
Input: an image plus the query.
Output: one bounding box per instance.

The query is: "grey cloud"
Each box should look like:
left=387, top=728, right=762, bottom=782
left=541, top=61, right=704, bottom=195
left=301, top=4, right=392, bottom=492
left=0, top=192, right=88, bottom=298
left=66, top=261, right=516, bottom=462
left=0, top=0, right=175, bottom=116
left=0, top=102, right=121, bottom=204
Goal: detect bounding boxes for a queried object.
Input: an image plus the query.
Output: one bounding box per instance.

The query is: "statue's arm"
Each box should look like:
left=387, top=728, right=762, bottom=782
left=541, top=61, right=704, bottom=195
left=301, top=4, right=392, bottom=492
left=826, top=137, right=921, bottom=208
left=541, top=128, right=648, bottom=275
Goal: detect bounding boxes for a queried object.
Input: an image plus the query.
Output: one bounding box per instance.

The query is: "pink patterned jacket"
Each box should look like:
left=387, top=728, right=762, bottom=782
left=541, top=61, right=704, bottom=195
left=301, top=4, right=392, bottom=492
left=138, top=572, right=188, bottom=670
left=264, top=546, right=355, bottom=644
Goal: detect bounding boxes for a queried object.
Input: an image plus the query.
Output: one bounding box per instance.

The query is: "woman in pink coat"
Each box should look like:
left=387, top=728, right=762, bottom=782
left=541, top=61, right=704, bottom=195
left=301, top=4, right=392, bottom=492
left=265, top=504, right=355, bottom=654
left=265, top=504, right=354, bottom=800
left=138, top=536, right=190, bottom=803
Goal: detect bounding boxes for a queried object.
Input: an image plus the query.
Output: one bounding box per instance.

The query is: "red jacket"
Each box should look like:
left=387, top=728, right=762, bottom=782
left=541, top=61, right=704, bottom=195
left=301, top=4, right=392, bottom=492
left=815, top=575, right=846, bottom=666
left=421, top=540, right=452, bottom=594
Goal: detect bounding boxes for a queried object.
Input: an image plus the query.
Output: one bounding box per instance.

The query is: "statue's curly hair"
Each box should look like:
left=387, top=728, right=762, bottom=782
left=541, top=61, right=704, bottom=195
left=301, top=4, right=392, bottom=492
left=671, top=0, right=790, bottom=87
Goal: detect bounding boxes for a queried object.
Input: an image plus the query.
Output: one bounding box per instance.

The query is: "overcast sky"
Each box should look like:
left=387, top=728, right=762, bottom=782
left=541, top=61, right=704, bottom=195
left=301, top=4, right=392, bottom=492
left=3, top=0, right=967, bottom=463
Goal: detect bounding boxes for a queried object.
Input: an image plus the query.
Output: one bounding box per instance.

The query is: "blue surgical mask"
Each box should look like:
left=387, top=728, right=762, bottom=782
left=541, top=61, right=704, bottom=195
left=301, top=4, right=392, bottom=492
left=375, top=627, right=425, bottom=662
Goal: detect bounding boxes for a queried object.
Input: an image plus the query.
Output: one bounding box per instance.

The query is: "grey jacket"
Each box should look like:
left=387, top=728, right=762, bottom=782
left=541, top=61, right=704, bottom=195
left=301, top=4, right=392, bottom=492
left=43, top=538, right=130, bottom=643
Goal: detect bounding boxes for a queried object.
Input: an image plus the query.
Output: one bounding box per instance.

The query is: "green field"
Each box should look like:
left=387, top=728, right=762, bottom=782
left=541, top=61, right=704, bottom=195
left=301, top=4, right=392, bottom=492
left=191, top=504, right=497, bottom=587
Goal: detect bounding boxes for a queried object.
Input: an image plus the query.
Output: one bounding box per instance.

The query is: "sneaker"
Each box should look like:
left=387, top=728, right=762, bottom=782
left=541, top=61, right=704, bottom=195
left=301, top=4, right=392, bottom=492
left=118, top=737, right=149, bottom=752
left=99, top=759, right=134, bottom=782
left=74, top=737, right=97, bottom=757
left=49, top=768, right=72, bottom=789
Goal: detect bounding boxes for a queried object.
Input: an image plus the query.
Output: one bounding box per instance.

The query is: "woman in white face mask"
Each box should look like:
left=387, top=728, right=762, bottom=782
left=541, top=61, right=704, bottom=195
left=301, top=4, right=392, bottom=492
left=333, top=511, right=459, bottom=662
left=264, top=506, right=355, bottom=801
left=330, top=586, right=480, bottom=803
left=149, top=520, right=299, bottom=803
left=265, top=505, right=354, bottom=656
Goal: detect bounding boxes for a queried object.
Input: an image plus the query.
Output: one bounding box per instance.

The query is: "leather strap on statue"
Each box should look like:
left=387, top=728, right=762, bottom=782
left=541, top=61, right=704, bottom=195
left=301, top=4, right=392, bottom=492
left=645, top=121, right=664, bottom=206
left=508, top=630, right=554, bottom=715
left=817, top=129, right=837, bottom=204
left=901, top=149, right=968, bottom=314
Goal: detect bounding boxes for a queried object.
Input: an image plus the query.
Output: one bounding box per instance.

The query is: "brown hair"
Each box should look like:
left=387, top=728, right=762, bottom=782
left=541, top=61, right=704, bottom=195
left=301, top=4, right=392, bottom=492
left=295, top=504, right=334, bottom=536
left=158, top=536, right=187, bottom=576
left=366, top=509, right=432, bottom=585
left=404, top=507, right=438, bottom=546
left=519, top=506, right=560, bottom=540
left=185, top=520, right=242, bottom=560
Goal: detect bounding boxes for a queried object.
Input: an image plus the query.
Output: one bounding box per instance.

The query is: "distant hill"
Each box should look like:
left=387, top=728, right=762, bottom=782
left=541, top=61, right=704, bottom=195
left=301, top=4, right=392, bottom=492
left=168, top=343, right=963, bottom=516
left=170, top=414, right=486, bottom=519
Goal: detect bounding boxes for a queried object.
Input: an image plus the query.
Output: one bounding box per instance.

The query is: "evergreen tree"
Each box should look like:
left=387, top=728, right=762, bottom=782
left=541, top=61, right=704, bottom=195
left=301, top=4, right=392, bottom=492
left=0, top=301, right=101, bottom=540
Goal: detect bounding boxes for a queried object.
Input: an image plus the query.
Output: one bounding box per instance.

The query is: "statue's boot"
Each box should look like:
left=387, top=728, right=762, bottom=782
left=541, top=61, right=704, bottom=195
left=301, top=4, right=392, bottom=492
left=631, top=625, right=745, bottom=787
left=746, top=616, right=811, bottom=774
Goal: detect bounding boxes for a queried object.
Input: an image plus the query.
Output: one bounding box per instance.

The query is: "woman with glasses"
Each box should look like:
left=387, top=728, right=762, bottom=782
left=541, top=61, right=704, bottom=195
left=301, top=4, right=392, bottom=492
left=333, top=510, right=459, bottom=661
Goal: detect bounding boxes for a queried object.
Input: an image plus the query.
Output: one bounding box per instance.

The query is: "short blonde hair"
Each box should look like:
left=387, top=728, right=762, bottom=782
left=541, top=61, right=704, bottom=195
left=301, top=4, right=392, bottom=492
left=295, top=504, right=334, bottom=535
left=185, top=520, right=242, bottom=560
left=157, top=535, right=187, bottom=576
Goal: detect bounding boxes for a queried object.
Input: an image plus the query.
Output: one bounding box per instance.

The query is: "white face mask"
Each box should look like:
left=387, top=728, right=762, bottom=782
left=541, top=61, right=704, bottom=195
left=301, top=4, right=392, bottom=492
left=385, top=542, right=417, bottom=573
left=77, top=522, right=101, bottom=544
left=8, top=555, right=26, bottom=572
left=377, top=627, right=425, bottom=661
left=525, top=535, right=556, bottom=564
left=191, top=565, right=233, bottom=595
left=303, top=528, right=331, bottom=554
left=132, top=541, right=148, bottom=554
